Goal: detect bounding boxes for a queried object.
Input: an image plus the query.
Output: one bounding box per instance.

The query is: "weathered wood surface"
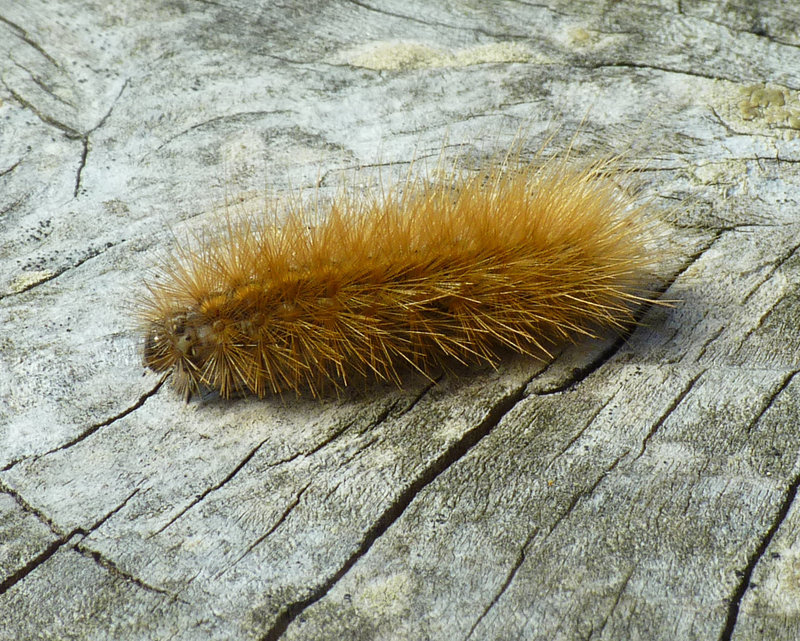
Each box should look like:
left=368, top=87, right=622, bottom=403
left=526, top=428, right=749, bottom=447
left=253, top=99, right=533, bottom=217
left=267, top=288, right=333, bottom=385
left=1, top=1, right=799, bottom=639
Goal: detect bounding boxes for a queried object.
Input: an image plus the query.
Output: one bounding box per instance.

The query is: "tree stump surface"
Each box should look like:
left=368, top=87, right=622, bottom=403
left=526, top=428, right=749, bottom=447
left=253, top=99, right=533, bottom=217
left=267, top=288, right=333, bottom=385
left=1, top=2, right=799, bottom=640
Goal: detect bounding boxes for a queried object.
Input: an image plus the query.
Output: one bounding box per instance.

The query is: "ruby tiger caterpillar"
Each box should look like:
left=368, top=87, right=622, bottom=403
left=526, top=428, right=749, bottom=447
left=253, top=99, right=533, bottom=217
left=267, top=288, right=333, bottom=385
left=140, top=138, right=659, bottom=399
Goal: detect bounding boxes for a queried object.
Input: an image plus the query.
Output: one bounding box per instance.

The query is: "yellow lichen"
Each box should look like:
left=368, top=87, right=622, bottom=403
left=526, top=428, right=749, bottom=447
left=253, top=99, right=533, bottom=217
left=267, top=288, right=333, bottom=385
left=736, top=84, right=800, bottom=139
left=337, top=40, right=533, bottom=71
left=9, top=270, right=55, bottom=294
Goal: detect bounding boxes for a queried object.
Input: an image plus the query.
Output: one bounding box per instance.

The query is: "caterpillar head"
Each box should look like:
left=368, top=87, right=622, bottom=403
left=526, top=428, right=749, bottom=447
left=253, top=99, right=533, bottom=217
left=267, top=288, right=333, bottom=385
left=143, top=312, right=214, bottom=399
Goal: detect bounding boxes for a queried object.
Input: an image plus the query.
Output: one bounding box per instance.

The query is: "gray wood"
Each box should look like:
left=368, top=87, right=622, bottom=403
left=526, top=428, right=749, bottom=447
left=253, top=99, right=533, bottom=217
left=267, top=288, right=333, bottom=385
left=1, top=1, right=799, bottom=639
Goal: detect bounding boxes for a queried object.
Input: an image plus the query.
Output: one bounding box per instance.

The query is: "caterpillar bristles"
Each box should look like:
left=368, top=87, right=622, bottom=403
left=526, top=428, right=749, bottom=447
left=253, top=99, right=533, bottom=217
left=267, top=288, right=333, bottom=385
left=139, top=138, right=662, bottom=400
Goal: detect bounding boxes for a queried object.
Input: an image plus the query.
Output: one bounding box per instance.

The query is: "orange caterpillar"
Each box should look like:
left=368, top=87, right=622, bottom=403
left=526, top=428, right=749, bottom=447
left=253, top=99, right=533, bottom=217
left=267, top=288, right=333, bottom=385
left=140, top=141, right=659, bottom=399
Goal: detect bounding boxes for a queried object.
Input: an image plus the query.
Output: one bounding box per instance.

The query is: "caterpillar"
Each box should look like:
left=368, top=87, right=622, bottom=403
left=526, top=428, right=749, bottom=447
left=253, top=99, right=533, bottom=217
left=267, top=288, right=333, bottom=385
left=139, top=139, right=660, bottom=399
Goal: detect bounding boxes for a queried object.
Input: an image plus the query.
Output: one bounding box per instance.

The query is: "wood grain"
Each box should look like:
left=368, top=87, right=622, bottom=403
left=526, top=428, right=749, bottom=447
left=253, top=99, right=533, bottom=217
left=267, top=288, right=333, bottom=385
left=1, top=1, right=798, bottom=639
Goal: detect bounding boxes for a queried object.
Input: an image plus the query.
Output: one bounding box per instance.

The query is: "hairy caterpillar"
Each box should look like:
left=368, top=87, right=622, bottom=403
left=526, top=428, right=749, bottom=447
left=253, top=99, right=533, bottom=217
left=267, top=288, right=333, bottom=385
left=139, top=140, right=660, bottom=399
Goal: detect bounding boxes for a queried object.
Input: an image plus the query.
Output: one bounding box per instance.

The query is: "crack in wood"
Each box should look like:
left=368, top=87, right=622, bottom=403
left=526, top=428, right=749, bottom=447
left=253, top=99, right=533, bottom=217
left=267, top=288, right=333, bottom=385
left=0, top=159, right=20, bottom=177
left=546, top=394, right=616, bottom=466
left=734, top=292, right=796, bottom=359
left=74, top=542, right=185, bottom=602
left=391, top=376, right=440, bottom=420
left=665, top=228, right=723, bottom=289
left=679, top=8, right=800, bottom=49
left=257, top=395, right=410, bottom=472
left=73, top=78, right=130, bottom=198
left=464, top=527, right=539, bottom=640
left=0, top=236, right=124, bottom=303
left=0, top=14, right=60, bottom=67
left=534, top=326, right=644, bottom=395
left=152, top=434, right=276, bottom=536
left=740, top=238, right=800, bottom=306
left=258, top=380, right=531, bottom=641
left=151, top=109, right=292, bottom=154
left=8, top=55, right=75, bottom=108
left=719, top=465, right=800, bottom=641
left=633, top=368, right=706, bottom=461
left=2, top=375, right=164, bottom=472
left=587, top=568, right=634, bottom=640
left=458, top=450, right=631, bottom=638
left=74, top=137, right=89, bottom=198
left=0, top=480, right=65, bottom=536
left=0, top=489, right=141, bottom=596
left=153, top=396, right=405, bottom=536
left=744, top=369, right=799, bottom=434
left=0, top=73, right=129, bottom=199
left=218, top=483, right=312, bottom=578
left=543, top=452, right=626, bottom=543
left=585, top=61, right=750, bottom=87
left=257, top=413, right=374, bottom=474
left=344, top=0, right=473, bottom=33
left=83, top=488, right=141, bottom=535
left=695, top=325, right=724, bottom=362
left=339, top=433, right=381, bottom=467
left=0, top=536, right=66, bottom=595
left=540, top=344, right=623, bottom=394
left=0, top=79, right=80, bottom=137
left=708, top=105, right=749, bottom=138
left=34, top=377, right=165, bottom=464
